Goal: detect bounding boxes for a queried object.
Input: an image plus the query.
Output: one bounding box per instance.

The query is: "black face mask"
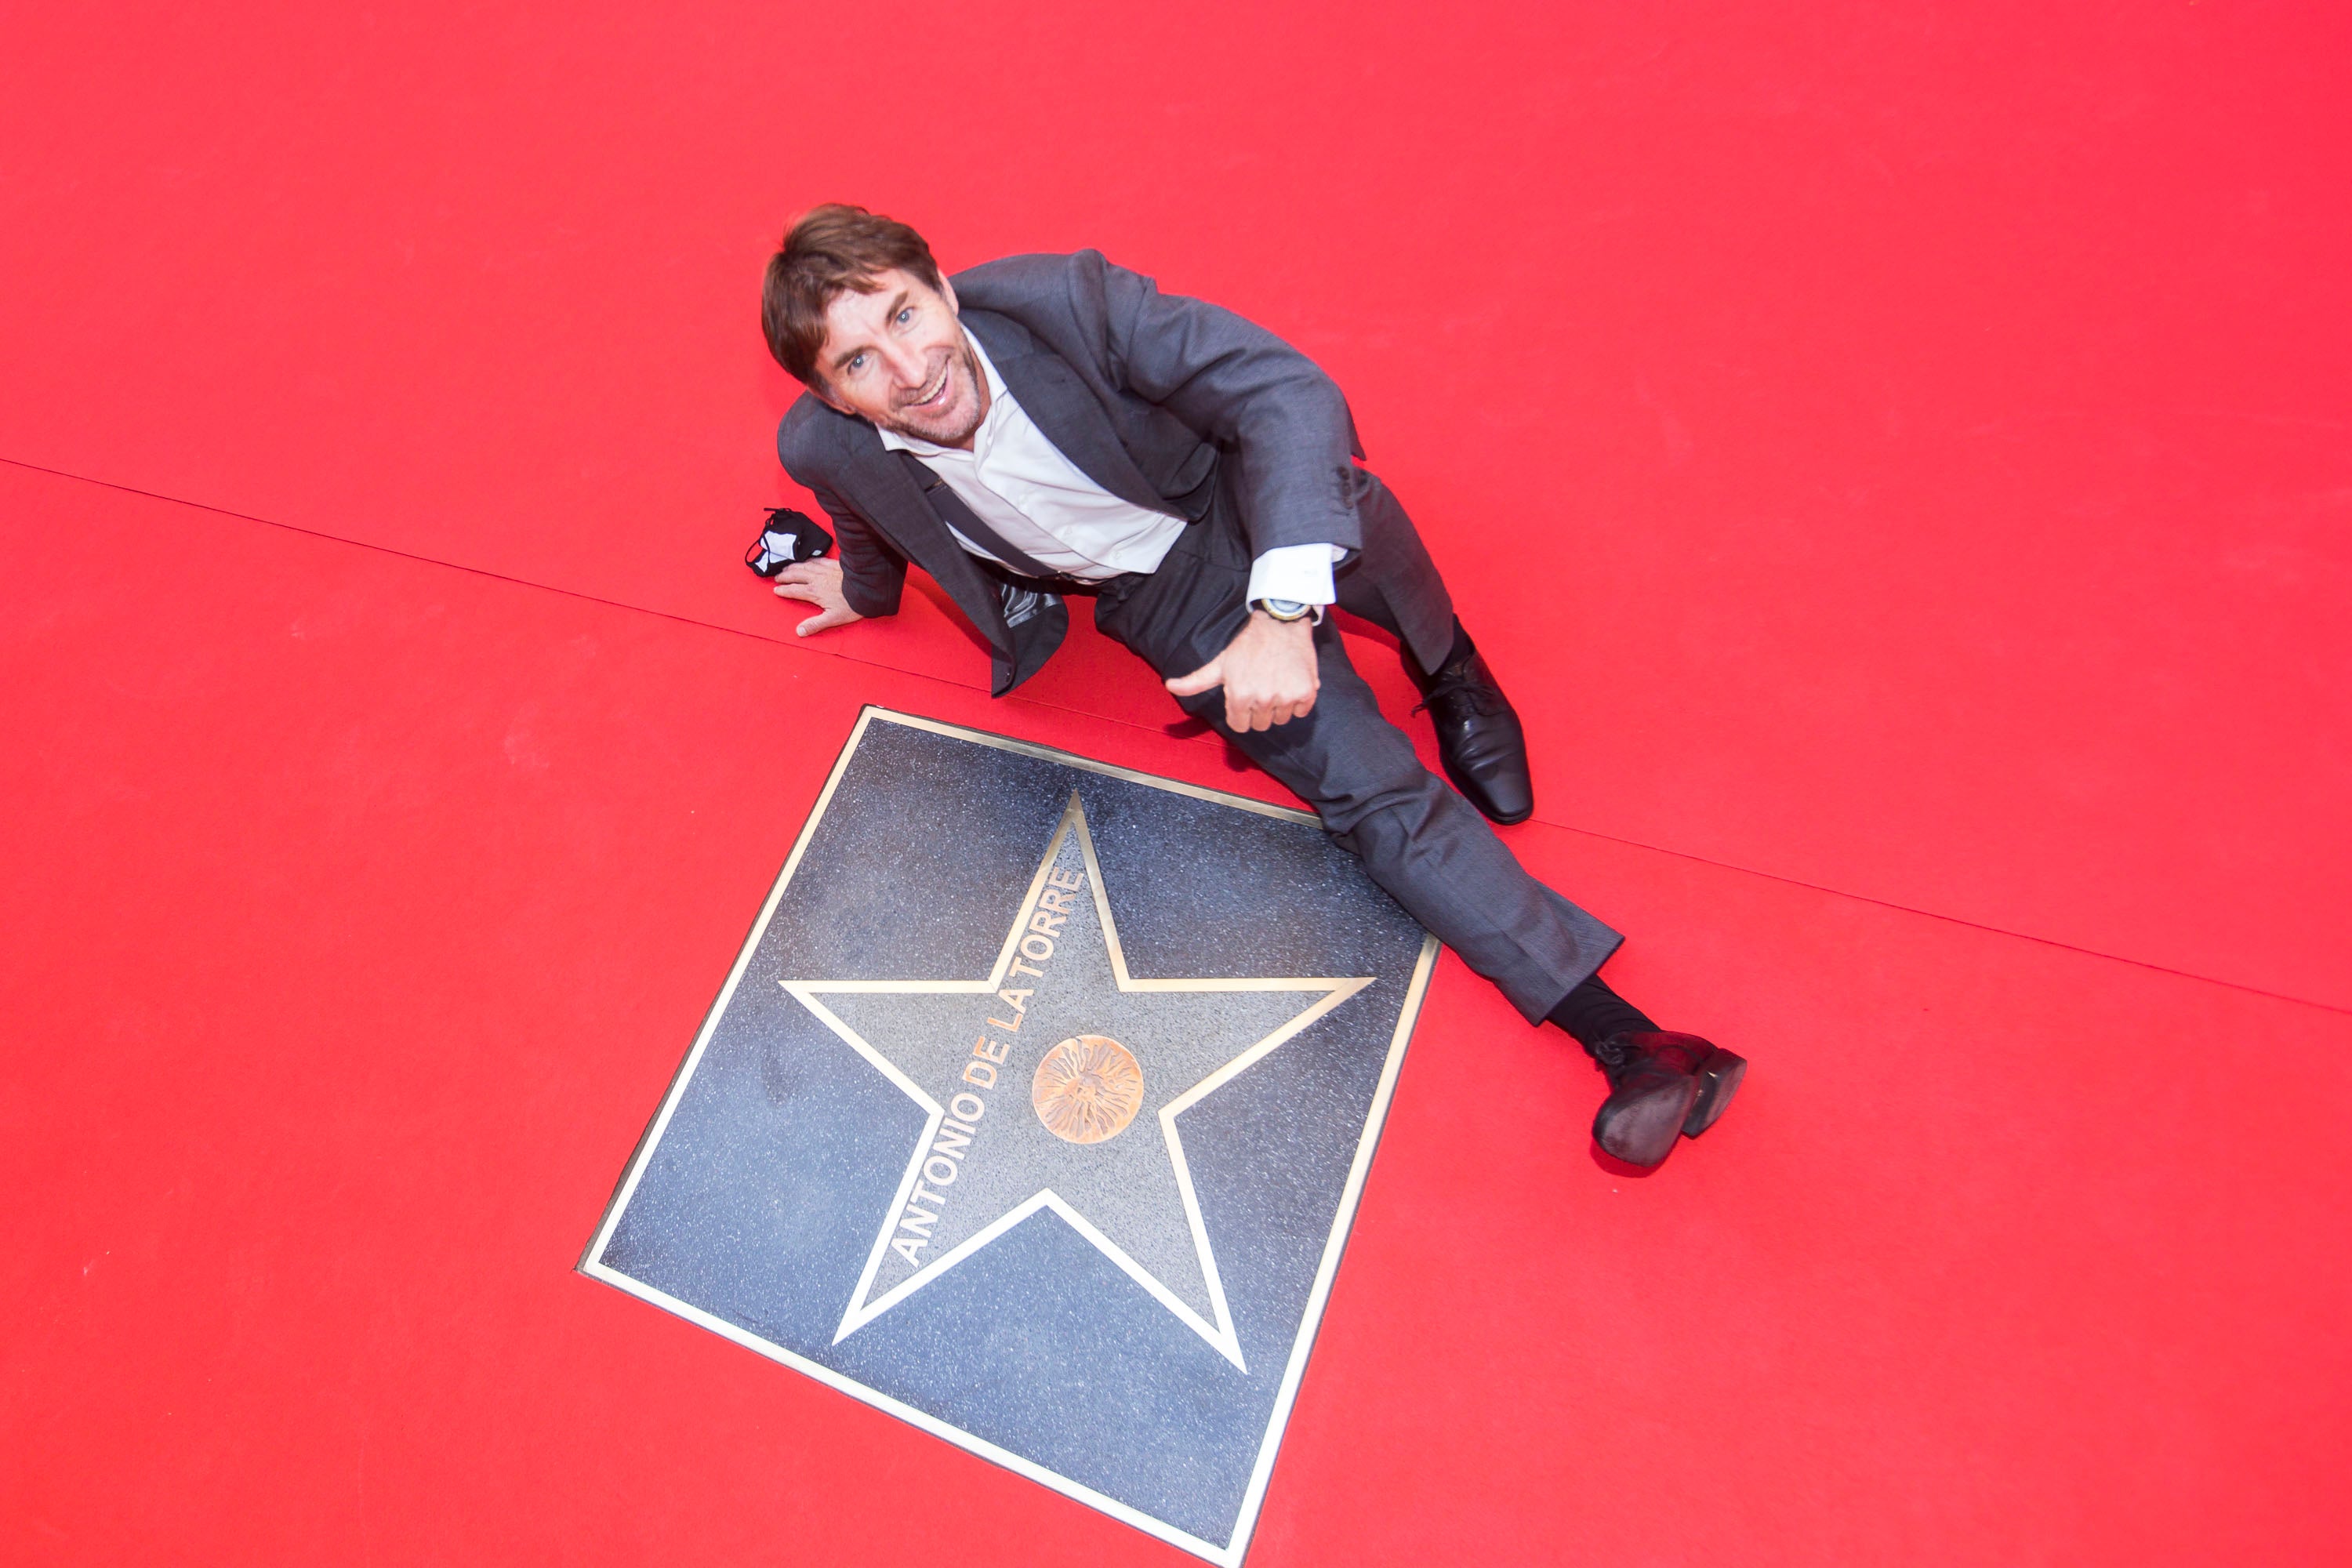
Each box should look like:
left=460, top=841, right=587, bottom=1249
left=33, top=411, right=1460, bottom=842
left=743, top=507, right=835, bottom=577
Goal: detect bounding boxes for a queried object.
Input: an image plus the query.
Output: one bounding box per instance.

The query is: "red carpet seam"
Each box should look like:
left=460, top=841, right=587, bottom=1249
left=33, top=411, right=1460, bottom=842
left=10, top=452, right=2343, bottom=1021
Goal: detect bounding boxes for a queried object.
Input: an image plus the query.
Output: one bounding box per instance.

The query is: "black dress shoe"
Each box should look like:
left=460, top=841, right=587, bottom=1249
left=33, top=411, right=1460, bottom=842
left=1413, top=648, right=1535, bottom=825
left=1588, top=1031, right=1748, bottom=1168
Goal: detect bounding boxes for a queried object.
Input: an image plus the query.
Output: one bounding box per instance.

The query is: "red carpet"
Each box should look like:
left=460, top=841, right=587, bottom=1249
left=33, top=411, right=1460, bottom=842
left=4, top=3, right=2347, bottom=1562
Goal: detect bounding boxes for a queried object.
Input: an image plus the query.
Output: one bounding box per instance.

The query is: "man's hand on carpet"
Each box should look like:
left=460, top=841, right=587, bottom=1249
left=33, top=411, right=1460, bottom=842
left=772, top=557, right=862, bottom=637
left=1166, top=612, right=1319, bottom=732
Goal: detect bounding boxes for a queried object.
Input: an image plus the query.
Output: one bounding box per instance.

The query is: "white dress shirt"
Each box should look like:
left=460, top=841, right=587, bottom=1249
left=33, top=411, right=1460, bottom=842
left=879, top=331, right=1341, bottom=607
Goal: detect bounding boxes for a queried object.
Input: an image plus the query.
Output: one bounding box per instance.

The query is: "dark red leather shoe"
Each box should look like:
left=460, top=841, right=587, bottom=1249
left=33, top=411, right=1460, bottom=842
left=1588, top=1031, right=1748, bottom=1167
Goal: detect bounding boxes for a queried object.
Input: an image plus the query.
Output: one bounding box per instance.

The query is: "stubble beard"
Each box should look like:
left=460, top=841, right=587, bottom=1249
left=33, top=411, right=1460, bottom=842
left=879, top=340, right=987, bottom=448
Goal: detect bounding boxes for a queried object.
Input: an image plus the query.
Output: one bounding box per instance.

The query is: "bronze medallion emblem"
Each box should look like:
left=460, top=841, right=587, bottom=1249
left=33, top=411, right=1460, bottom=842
left=1032, top=1035, right=1146, bottom=1145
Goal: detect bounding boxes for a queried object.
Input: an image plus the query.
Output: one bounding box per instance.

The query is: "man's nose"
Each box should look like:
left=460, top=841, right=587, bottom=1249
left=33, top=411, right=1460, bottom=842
left=881, top=338, right=930, bottom=387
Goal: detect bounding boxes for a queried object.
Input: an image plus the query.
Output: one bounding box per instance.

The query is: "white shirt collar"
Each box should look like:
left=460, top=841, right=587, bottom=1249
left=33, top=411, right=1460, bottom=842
left=873, top=328, right=1007, bottom=456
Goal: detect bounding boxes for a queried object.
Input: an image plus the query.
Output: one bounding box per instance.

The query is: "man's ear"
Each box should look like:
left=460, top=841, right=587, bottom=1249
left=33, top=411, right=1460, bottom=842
left=940, top=274, right=960, bottom=317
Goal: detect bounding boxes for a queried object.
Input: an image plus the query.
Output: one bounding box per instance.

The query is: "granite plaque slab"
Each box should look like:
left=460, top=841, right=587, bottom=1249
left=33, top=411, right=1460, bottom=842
left=582, top=708, right=1438, bottom=1563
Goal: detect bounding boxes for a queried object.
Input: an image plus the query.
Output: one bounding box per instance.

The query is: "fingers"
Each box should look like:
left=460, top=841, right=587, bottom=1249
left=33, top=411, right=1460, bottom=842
left=1223, top=681, right=1320, bottom=732
left=1163, top=659, right=1224, bottom=697
left=1171, top=624, right=1320, bottom=725
left=796, top=605, right=858, bottom=637
left=1222, top=696, right=1298, bottom=732
left=775, top=572, right=850, bottom=611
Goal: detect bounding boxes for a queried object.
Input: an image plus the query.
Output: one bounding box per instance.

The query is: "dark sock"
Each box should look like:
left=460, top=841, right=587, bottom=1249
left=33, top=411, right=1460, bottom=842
left=1410, top=617, right=1476, bottom=686
left=1546, top=972, right=1660, bottom=1048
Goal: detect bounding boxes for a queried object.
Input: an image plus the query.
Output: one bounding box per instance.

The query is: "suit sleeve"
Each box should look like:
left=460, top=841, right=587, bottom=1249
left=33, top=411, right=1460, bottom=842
left=779, top=412, right=909, bottom=619
left=1075, top=250, right=1363, bottom=557
left=806, top=481, right=908, bottom=619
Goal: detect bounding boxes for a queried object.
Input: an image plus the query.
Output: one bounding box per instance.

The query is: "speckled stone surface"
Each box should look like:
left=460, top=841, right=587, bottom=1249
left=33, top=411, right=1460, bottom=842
left=587, top=712, right=1435, bottom=1556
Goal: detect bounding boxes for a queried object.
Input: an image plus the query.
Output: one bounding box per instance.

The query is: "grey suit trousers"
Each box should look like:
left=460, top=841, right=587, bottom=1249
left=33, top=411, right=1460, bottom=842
left=1089, top=467, right=1622, bottom=1021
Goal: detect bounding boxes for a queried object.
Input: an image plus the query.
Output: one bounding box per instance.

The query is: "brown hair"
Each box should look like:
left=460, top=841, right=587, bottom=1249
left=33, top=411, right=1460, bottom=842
left=761, top=204, right=946, bottom=387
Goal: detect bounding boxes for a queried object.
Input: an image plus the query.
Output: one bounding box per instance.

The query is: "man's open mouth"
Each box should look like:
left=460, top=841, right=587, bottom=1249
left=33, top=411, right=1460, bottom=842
left=902, top=361, right=953, bottom=413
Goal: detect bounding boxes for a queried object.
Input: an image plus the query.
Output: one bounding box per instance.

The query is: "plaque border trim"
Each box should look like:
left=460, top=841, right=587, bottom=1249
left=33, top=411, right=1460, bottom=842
left=578, top=706, right=1443, bottom=1566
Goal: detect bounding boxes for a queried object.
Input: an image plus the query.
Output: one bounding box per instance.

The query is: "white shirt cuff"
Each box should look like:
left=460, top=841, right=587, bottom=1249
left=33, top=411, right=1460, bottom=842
left=1247, top=543, right=1345, bottom=609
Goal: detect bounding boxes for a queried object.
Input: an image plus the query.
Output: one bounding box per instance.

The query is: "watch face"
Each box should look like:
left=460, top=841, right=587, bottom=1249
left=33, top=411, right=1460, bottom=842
left=1258, top=598, right=1309, bottom=621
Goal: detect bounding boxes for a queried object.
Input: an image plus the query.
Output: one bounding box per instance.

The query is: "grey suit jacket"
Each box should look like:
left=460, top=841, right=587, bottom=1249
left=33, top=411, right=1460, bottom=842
left=776, top=250, right=1365, bottom=695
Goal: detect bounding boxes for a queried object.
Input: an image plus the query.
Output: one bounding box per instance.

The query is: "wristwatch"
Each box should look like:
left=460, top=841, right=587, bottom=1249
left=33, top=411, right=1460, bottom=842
left=1250, top=597, right=1317, bottom=623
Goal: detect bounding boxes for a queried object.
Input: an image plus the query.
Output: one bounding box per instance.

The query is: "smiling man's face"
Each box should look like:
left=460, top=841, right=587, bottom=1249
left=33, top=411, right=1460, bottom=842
left=815, top=268, right=989, bottom=448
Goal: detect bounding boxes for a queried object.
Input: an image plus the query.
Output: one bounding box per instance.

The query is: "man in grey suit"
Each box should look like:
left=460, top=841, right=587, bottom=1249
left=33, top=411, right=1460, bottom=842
left=760, top=205, right=1744, bottom=1170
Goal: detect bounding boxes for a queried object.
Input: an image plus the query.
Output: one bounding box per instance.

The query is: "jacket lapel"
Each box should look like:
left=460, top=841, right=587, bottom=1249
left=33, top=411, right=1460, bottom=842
left=846, top=435, right=1012, bottom=651
left=963, top=310, right=1178, bottom=517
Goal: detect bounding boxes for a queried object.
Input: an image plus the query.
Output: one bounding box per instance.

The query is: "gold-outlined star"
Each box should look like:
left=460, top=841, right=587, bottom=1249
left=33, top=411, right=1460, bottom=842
left=783, top=791, right=1371, bottom=1371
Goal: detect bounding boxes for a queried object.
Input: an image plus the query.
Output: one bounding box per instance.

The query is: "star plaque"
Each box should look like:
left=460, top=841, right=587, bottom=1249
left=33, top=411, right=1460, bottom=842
left=583, top=709, right=1438, bottom=1563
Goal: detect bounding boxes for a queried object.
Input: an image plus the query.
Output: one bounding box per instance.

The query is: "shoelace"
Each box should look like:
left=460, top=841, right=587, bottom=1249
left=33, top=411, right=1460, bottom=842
left=1588, top=1033, right=1636, bottom=1072
left=1412, top=662, right=1508, bottom=719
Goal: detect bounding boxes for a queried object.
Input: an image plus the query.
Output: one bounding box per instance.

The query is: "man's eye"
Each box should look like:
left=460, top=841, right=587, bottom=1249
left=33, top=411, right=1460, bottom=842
left=847, top=353, right=867, bottom=373
left=895, top=308, right=913, bottom=325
